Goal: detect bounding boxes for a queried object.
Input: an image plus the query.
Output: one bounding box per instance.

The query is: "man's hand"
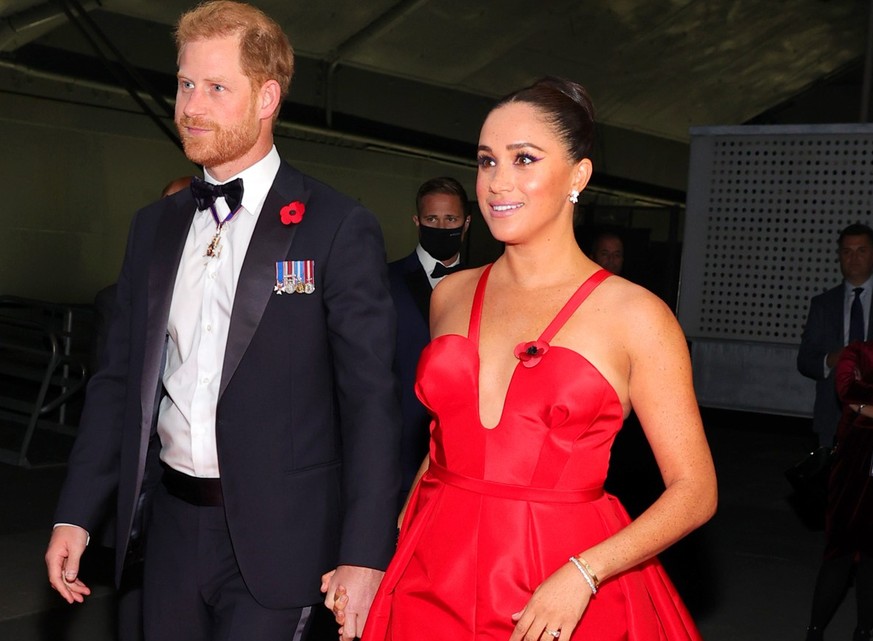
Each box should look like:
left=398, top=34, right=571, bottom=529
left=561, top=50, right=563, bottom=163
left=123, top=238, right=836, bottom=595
left=826, top=348, right=845, bottom=369
left=321, top=565, right=384, bottom=639
left=45, top=525, right=91, bottom=604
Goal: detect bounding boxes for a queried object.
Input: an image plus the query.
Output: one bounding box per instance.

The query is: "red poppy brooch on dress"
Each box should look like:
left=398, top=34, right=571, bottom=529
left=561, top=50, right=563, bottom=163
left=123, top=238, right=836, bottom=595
left=514, top=340, right=549, bottom=368
left=279, top=201, right=306, bottom=225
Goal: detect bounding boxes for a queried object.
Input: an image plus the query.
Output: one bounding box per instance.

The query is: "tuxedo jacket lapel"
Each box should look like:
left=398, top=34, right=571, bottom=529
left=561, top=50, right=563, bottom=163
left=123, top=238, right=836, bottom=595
left=824, top=286, right=844, bottom=346
left=141, top=197, right=194, bottom=428
left=220, top=164, right=309, bottom=397
left=133, top=194, right=195, bottom=500
left=404, top=259, right=431, bottom=324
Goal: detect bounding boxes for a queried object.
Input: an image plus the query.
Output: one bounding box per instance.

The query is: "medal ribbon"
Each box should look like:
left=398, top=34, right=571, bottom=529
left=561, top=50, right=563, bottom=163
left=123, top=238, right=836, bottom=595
left=305, top=260, right=314, bottom=287
left=209, top=202, right=242, bottom=228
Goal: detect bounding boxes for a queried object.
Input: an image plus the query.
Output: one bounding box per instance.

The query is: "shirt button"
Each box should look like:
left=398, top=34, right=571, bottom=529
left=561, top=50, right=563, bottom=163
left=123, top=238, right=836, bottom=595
left=201, top=377, right=209, bottom=385
left=205, top=324, right=212, bottom=332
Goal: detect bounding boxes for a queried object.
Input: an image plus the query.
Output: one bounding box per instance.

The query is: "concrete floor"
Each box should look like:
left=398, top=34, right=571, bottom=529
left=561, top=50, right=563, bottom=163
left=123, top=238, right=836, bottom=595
left=0, top=408, right=860, bottom=640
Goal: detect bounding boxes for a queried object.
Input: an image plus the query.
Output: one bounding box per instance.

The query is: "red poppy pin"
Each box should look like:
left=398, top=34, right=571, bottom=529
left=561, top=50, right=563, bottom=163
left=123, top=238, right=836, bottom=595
left=279, top=201, right=306, bottom=225
left=514, top=340, right=550, bottom=368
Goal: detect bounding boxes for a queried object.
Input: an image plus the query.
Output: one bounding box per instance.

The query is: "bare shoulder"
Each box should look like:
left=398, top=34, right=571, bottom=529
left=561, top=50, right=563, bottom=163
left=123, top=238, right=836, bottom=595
left=431, top=266, right=486, bottom=336
left=431, top=267, right=485, bottom=305
left=594, top=276, right=684, bottom=344
left=596, top=275, right=672, bottom=315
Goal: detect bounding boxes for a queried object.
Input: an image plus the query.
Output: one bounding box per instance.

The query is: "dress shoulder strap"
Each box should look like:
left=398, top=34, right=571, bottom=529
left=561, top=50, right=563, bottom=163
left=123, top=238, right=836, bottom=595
left=539, top=269, right=611, bottom=344
left=467, top=264, right=493, bottom=345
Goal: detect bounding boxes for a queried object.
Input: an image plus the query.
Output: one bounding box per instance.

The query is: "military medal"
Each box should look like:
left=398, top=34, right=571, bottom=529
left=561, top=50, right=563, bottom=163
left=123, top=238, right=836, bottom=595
left=275, top=260, right=291, bottom=293
left=274, top=260, right=315, bottom=295
left=205, top=226, right=224, bottom=258
left=190, top=177, right=244, bottom=258
left=205, top=204, right=241, bottom=258
left=303, top=260, right=315, bottom=294
left=294, top=261, right=306, bottom=293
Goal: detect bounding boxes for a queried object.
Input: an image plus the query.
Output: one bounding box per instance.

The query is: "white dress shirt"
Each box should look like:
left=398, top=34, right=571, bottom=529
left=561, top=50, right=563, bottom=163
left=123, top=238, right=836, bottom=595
left=157, top=147, right=281, bottom=477
left=820, top=274, right=873, bottom=377
left=415, top=244, right=461, bottom=290
left=842, top=275, right=873, bottom=344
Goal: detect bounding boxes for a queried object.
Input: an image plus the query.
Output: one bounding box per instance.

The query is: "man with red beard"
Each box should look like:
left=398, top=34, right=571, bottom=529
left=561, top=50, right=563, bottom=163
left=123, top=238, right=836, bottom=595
left=44, top=3, right=400, bottom=640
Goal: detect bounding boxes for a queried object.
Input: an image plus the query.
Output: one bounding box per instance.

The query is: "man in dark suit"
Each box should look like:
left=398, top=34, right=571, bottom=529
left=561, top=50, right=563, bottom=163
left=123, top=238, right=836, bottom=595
left=388, top=177, right=470, bottom=502
left=798, top=223, right=873, bottom=447
left=590, top=230, right=624, bottom=276
left=45, top=3, right=399, bottom=640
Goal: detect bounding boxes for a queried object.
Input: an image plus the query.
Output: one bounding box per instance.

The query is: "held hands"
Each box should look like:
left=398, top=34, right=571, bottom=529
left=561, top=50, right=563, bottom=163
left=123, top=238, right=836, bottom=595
left=320, top=565, right=384, bottom=640
left=321, top=570, right=349, bottom=639
left=323, top=563, right=593, bottom=640
left=509, top=562, right=592, bottom=641
left=45, top=525, right=91, bottom=604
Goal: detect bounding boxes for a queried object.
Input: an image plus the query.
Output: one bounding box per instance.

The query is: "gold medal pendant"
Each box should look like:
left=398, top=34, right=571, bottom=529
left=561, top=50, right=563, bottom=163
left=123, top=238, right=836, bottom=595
left=205, top=224, right=224, bottom=258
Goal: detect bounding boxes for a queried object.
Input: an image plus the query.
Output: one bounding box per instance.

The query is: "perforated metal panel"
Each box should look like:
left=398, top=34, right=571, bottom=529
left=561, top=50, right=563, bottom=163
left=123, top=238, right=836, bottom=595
left=678, top=124, right=873, bottom=416
left=680, top=124, right=873, bottom=343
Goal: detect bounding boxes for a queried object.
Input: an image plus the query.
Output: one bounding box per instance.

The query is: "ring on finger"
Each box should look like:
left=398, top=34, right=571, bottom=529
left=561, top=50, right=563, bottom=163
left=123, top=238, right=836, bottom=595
left=545, top=629, right=561, bottom=639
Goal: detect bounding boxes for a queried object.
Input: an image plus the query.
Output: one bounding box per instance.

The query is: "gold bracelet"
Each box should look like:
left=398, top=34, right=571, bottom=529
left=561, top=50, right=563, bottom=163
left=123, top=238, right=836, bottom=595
left=575, top=556, right=600, bottom=589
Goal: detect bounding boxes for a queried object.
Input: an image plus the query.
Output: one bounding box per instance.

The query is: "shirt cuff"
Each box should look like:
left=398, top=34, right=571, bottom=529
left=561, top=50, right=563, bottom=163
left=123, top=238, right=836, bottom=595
left=53, top=523, right=90, bottom=546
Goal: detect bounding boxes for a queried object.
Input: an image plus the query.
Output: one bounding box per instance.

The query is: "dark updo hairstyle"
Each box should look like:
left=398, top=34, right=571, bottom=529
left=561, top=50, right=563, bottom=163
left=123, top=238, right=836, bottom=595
left=492, top=77, right=596, bottom=163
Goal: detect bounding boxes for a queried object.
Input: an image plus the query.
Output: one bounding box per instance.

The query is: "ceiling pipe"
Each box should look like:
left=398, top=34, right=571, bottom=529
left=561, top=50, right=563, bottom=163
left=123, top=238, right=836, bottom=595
left=0, top=57, right=682, bottom=207
left=0, top=0, right=101, bottom=51
left=324, top=0, right=431, bottom=128
left=861, top=0, right=873, bottom=122
left=58, top=0, right=181, bottom=150
left=62, top=0, right=175, bottom=119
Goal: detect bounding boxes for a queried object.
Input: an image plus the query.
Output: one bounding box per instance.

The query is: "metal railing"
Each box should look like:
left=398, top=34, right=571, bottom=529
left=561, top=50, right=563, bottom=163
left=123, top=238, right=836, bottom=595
left=0, top=297, right=92, bottom=467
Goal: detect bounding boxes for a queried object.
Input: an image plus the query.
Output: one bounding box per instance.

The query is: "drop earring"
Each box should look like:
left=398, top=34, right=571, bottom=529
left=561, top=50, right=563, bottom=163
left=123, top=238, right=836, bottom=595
left=569, top=190, right=580, bottom=204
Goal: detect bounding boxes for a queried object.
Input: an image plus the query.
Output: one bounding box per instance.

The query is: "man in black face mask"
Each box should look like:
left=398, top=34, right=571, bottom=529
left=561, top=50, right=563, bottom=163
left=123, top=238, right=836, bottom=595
left=388, top=177, right=471, bottom=505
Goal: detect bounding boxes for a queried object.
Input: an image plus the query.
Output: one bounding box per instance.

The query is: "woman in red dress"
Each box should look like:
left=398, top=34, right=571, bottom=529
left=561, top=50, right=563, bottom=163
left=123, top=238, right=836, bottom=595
left=805, top=341, right=873, bottom=641
left=325, top=77, right=717, bottom=640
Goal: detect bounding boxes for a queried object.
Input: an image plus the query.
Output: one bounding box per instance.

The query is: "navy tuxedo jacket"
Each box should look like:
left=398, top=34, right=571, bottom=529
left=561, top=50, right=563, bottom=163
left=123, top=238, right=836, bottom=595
left=55, top=161, right=401, bottom=609
left=798, top=283, right=873, bottom=445
left=387, top=252, right=433, bottom=496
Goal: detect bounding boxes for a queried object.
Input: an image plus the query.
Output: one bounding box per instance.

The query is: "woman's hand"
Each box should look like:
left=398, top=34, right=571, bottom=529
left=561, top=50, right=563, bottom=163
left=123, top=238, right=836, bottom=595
left=850, top=402, right=867, bottom=413
left=508, top=562, right=592, bottom=641
left=320, top=570, right=349, bottom=638
left=847, top=403, right=873, bottom=425
left=332, top=585, right=349, bottom=637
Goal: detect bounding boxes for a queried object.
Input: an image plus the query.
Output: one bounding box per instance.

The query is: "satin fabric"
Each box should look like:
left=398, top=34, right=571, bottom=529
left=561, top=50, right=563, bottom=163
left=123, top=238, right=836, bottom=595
left=826, top=341, right=873, bottom=559
left=365, top=265, right=701, bottom=640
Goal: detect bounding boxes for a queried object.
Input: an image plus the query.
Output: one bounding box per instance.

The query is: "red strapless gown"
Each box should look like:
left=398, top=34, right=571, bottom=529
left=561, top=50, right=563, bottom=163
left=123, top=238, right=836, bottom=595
left=364, top=266, right=701, bottom=640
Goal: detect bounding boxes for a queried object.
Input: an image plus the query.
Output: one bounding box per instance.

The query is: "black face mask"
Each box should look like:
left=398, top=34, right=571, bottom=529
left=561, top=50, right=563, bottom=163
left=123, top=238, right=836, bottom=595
left=419, top=225, right=464, bottom=261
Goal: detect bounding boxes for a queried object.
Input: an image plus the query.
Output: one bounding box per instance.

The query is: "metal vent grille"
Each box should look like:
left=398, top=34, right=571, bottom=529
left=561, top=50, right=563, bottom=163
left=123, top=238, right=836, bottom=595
left=681, top=126, right=873, bottom=345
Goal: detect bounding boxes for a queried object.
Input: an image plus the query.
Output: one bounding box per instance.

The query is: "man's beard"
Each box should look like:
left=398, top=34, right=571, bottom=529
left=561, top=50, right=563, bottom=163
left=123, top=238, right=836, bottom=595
left=176, top=103, right=260, bottom=170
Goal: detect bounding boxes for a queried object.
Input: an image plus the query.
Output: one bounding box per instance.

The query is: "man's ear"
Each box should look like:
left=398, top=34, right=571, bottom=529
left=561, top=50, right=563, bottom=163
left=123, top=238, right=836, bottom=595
left=259, top=79, right=282, bottom=121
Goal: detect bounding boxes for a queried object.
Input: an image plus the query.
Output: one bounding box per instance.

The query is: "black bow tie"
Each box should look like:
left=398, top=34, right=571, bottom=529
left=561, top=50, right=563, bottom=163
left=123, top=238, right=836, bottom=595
left=431, top=263, right=463, bottom=278
left=190, top=176, right=244, bottom=213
